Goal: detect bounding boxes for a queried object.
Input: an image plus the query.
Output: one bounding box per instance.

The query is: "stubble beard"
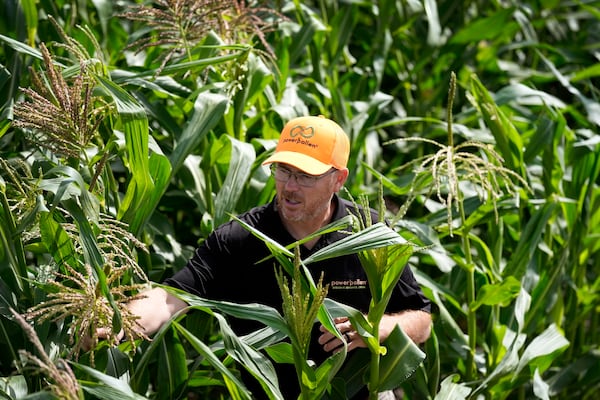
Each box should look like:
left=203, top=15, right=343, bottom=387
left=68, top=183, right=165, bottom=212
left=276, top=192, right=332, bottom=224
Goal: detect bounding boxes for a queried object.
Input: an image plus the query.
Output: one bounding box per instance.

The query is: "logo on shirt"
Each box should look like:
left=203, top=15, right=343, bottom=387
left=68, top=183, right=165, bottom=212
left=330, top=279, right=367, bottom=290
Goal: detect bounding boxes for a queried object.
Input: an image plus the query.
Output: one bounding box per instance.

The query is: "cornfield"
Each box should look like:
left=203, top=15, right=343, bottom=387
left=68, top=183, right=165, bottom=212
left=1, top=1, right=599, bottom=399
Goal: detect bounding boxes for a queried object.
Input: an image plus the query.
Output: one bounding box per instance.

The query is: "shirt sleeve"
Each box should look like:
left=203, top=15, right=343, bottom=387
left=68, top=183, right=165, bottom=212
left=162, top=216, right=255, bottom=298
left=162, top=234, right=222, bottom=297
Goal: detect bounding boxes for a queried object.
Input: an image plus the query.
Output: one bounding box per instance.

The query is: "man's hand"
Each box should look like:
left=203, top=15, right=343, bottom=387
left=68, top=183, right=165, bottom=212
left=318, top=317, right=366, bottom=353
left=80, top=326, right=123, bottom=352
left=82, top=287, right=187, bottom=352
left=318, top=310, right=432, bottom=354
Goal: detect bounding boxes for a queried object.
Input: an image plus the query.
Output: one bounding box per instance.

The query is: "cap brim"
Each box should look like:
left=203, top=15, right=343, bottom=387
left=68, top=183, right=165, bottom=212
left=263, top=151, right=332, bottom=175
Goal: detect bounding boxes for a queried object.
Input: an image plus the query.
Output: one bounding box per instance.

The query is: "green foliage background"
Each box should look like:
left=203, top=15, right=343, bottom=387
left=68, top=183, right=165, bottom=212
left=1, top=0, right=599, bottom=399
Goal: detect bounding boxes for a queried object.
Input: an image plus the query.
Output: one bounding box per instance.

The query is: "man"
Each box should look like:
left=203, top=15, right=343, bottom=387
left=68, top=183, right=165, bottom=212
left=123, top=115, right=432, bottom=398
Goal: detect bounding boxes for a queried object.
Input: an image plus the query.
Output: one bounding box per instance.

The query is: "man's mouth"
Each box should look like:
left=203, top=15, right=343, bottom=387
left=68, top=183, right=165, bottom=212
left=280, top=193, right=302, bottom=208
left=284, top=197, right=300, bottom=206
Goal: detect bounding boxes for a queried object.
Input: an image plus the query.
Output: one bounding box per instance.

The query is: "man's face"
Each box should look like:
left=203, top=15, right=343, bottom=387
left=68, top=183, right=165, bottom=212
left=274, top=163, right=347, bottom=224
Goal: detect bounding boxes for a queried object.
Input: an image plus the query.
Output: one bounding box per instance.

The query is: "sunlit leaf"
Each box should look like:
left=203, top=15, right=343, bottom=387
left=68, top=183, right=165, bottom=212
left=514, top=324, right=569, bottom=376
left=435, top=374, right=471, bottom=400
left=73, top=363, right=148, bottom=400
left=304, top=223, right=406, bottom=265
left=39, top=211, right=79, bottom=270
left=472, top=276, right=521, bottom=310
left=378, top=325, right=426, bottom=390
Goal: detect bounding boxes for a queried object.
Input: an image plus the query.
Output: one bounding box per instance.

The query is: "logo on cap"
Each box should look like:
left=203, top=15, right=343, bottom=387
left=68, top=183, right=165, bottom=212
left=289, top=125, right=315, bottom=139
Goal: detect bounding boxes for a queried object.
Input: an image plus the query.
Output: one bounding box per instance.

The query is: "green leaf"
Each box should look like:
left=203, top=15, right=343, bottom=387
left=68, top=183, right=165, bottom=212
left=328, top=316, right=426, bottom=397
left=39, top=212, right=78, bottom=270
left=264, top=342, right=294, bottom=364
left=169, top=91, right=228, bottom=175
left=570, top=63, right=600, bottom=83
left=19, top=0, right=37, bottom=46
left=96, top=77, right=149, bottom=212
left=73, top=362, right=148, bottom=399
left=471, top=276, right=521, bottom=310
left=450, top=8, right=516, bottom=44
left=537, top=50, right=600, bottom=126
left=514, top=288, right=532, bottom=333
left=288, top=10, right=325, bottom=65
left=213, top=313, right=283, bottom=400
left=0, top=33, right=43, bottom=60
left=304, top=223, right=407, bottom=265
left=312, top=350, right=347, bottom=398
left=96, top=75, right=173, bottom=235
left=0, top=375, right=29, bottom=399
left=532, top=369, right=550, bottom=400
left=426, top=289, right=469, bottom=358
left=377, top=245, right=412, bottom=306
left=435, top=374, right=471, bottom=400
left=81, top=385, right=148, bottom=400
left=503, top=202, right=558, bottom=279
left=378, top=325, right=426, bottom=391
left=173, top=321, right=256, bottom=400
left=165, top=287, right=289, bottom=335
left=424, top=0, right=443, bottom=46
left=157, top=330, right=188, bottom=400
left=514, top=323, right=569, bottom=377
left=213, top=136, right=256, bottom=226
left=113, top=47, right=251, bottom=81
left=42, top=166, right=100, bottom=223
left=495, top=84, right=566, bottom=108
left=322, top=299, right=372, bottom=339
left=0, top=190, right=30, bottom=297
left=61, top=199, right=122, bottom=333
left=473, top=330, right=526, bottom=396
left=327, top=5, right=357, bottom=64
left=61, top=200, right=103, bottom=270
left=468, top=74, right=526, bottom=176
left=146, top=150, right=173, bottom=220
left=545, top=350, right=600, bottom=394
left=228, top=53, right=273, bottom=139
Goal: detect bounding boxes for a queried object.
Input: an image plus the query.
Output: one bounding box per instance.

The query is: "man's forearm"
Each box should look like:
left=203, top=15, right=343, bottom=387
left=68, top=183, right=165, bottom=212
left=379, top=310, right=432, bottom=344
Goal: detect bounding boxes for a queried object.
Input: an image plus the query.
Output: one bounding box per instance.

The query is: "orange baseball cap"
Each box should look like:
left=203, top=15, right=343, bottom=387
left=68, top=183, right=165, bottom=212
left=263, top=115, right=350, bottom=175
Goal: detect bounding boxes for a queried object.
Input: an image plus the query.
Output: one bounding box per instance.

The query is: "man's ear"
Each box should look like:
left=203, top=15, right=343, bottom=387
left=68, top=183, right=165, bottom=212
left=333, top=168, right=349, bottom=192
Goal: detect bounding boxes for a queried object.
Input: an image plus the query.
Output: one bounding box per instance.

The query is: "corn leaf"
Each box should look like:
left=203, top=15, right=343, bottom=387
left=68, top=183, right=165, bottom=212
left=213, top=136, right=255, bottom=227
left=304, top=223, right=406, bottom=265
left=169, top=91, right=228, bottom=175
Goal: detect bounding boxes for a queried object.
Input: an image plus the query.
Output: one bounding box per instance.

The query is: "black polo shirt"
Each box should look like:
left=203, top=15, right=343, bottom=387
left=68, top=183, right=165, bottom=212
left=164, top=194, right=431, bottom=398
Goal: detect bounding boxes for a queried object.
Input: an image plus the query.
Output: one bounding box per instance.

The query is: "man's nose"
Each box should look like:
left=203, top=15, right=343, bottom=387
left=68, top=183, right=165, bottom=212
left=283, top=174, right=301, bottom=189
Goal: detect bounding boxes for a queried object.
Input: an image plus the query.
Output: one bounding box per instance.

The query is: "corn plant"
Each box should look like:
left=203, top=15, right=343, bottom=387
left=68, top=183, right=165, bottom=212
left=387, top=72, right=532, bottom=382
left=275, top=247, right=331, bottom=399
left=377, top=70, right=595, bottom=399
left=232, top=208, right=425, bottom=399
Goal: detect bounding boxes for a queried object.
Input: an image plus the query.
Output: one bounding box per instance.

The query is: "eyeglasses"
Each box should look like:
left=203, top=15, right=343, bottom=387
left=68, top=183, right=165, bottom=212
left=270, top=164, right=337, bottom=187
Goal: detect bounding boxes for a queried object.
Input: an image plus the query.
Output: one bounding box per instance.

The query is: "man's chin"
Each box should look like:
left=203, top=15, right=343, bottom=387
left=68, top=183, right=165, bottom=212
left=281, top=211, right=304, bottom=223
left=276, top=197, right=307, bottom=223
